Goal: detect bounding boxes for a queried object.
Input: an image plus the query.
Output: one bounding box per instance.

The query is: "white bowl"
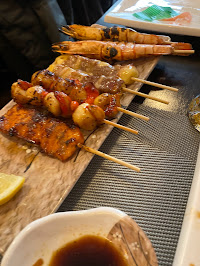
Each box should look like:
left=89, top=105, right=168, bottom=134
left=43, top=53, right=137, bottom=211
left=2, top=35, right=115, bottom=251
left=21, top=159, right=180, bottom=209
left=2, top=207, right=158, bottom=266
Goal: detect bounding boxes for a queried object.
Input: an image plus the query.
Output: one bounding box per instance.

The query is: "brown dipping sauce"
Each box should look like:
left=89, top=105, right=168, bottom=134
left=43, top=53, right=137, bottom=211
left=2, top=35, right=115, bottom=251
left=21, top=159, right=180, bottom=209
left=48, top=235, right=128, bottom=266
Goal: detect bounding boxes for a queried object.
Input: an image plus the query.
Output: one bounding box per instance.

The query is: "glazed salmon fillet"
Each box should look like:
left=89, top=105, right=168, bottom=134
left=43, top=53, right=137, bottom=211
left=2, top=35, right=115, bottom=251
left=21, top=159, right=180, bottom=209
left=0, top=104, right=84, bottom=161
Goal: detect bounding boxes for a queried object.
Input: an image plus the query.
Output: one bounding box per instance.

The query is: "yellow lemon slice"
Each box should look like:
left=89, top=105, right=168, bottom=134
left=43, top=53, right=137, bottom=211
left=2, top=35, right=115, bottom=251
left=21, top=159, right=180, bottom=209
left=0, top=173, right=25, bottom=205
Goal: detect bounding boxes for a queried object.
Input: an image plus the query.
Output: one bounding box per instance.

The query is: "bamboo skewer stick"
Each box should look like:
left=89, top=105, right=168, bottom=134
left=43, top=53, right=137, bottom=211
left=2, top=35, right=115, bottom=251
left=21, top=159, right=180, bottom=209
left=131, top=77, right=178, bottom=92
left=173, top=49, right=195, bottom=54
left=103, top=119, right=138, bottom=134
left=77, top=143, right=140, bottom=172
left=117, top=107, right=149, bottom=121
left=123, top=87, right=169, bottom=104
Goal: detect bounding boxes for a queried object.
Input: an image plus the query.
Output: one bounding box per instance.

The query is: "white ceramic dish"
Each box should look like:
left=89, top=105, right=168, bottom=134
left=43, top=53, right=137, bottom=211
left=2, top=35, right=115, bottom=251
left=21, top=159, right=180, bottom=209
left=2, top=207, right=158, bottom=266
left=105, top=0, right=200, bottom=37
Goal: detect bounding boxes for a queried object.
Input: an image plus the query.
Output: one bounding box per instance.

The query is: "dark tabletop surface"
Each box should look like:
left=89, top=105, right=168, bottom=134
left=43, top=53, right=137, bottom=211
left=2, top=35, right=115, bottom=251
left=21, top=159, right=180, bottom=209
left=1, top=1, right=200, bottom=265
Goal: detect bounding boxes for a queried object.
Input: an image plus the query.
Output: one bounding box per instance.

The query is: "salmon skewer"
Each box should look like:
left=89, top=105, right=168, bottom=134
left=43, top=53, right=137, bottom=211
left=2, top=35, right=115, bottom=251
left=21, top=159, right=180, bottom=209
left=52, top=40, right=194, bottom=61
left=0, top=104, right=140, bottom=171
left=0, top=104, right=84, bottom=161
left=60, top=24, right=168, bottom=45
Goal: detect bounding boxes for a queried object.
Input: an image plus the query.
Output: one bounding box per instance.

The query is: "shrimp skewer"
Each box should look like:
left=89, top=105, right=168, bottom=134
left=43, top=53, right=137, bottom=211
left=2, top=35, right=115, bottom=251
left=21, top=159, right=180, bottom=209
left=60, top=24, right=168, bottom=45
left=52, top=41, right=193, bottom=61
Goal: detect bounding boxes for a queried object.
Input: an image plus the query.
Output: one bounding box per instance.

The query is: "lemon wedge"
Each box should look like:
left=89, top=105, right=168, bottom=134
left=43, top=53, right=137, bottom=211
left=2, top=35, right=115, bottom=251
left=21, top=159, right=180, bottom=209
left=0, top=173, right=25, bottom=205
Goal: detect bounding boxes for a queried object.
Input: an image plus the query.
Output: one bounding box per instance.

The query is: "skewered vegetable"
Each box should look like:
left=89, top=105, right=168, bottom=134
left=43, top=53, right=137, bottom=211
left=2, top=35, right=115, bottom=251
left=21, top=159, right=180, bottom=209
left=12, top=80, right=142, bottom=133
left=72, top=103, right=105, bottom=130
left=11, top=81, right=118, bottom=130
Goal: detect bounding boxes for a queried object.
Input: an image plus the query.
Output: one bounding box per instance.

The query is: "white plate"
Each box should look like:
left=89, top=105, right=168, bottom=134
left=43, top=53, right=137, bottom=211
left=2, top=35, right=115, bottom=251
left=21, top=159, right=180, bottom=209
left=105, top=0, right=200, bottom=37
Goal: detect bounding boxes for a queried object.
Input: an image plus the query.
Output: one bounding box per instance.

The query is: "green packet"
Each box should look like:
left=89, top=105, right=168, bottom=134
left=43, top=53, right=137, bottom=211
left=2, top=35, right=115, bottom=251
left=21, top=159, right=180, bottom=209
left=133, top=5, right=179, bottom=22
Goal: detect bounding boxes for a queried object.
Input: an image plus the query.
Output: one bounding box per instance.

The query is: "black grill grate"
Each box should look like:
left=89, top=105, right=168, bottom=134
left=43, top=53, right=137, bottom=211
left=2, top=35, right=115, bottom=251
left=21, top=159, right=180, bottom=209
left=58, top=103, right=200, bottom=266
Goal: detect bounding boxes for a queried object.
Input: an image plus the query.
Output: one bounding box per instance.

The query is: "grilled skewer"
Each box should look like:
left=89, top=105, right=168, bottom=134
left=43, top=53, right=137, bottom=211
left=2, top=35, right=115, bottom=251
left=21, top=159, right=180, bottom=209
left=47, top=55, right=178, bottom=103
left=31, top=69, right=149, bottom=119
left=0, top=104, right=140, bottom=171
left=52, top=40, right=194, bottom=61
left=0, top=104, right=84, bottom=161
left=11, top=81, right=139, bottom=134
left=60, top=24, right=169, bottom=44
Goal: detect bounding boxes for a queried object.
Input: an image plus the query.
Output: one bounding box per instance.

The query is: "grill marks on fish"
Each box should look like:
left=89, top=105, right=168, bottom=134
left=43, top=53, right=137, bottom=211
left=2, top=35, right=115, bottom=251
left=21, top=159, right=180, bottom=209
left=0, top=105, right=84, bottom=161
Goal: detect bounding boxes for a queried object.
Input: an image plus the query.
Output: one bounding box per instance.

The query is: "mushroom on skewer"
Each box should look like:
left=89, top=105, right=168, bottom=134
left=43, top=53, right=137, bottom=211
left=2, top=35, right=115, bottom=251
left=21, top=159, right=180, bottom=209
left=31, top=68, right=149, bottom=120
left=11, top=81, right=139, bottom=134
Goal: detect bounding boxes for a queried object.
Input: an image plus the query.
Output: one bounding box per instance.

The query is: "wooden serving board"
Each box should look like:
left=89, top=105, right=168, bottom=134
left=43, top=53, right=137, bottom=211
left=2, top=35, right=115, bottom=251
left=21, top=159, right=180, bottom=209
left=0, top=56, right=159, bottom=254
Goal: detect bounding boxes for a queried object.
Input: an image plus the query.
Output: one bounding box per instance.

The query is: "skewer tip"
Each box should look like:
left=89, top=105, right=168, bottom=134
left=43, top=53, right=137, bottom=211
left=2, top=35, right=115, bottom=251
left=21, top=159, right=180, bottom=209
left=173, top=49, right=195, bottom=54
left=78, top=143, right=141, bottom=172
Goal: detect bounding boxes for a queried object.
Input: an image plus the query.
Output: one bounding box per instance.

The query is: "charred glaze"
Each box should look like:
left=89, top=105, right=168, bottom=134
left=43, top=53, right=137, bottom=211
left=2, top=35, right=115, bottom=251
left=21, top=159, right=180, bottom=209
left=45, top=70, right=54, bottom=77
left=9, top=127, right=17, bottom=137
left=109, top=48, right=118, bottom=58
left=103, top=28, right=110, bottom=39
left=65, top=138, right=75, bottom=144
left=32, top=112, right=45, bottom=123
left=121, top=27, right=126, bottom=32
left=111, top=26, right=119, bottom=37
left=0, top=104, right=84, bottom=161
left=0, top=116, right=5, bottom=122
left=34, top=70, right=43, bottom=80
left=45, top=123, right=57, bottom=138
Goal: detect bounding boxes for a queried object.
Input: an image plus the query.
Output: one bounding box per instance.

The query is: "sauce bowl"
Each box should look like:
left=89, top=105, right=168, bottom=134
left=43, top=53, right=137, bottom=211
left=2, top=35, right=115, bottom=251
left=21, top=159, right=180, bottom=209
left=1, top=207, right=158, bottom=266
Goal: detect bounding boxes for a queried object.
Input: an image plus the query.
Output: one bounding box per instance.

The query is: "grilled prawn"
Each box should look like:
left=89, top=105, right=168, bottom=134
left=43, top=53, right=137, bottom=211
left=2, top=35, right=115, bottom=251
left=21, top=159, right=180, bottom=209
left=60, top=24, right=168, bottom=45
left=52, top=40, right=192, bottom=61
